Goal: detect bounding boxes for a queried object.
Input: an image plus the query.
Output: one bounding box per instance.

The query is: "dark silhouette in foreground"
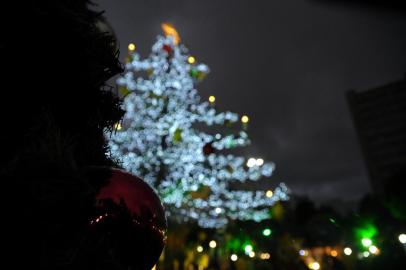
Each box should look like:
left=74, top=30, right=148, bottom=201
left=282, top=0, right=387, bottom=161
left=0, top=1, right=157, bottom=269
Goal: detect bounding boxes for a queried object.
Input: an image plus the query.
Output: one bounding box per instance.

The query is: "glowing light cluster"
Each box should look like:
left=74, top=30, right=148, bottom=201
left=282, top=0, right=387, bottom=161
left=308, top=262, right=320, bottom=270
left=399, top=233, right=406, bottom=244
left=107, top=34, right=289, bottom=228
left=259, top=253, right=270, bottom=260
left=361, top=238, right=372, bottom=247
left=246, top=157, right=264, bottom=168
left=369, top=245, right=379, bottom=255
left=244, top=244, right=253, bottom=254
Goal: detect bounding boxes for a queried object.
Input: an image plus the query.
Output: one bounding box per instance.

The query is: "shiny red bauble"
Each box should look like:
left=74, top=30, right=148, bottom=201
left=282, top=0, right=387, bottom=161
left=203, top=142, right=215, bottom=156
left=85, top=167, right=167, bottom=270
left=162, top=44, right=172, bottom=54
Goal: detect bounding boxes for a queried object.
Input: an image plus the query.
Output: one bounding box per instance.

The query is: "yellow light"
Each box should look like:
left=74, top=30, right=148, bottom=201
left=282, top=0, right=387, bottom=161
left=208, top=96, right=216, bottom=103
left=188, top=56, right=196, bottom=64
left=114, top=122, right=122, bottom=130
left=309, top=262, right=320, bottom=270
left=209, top=240, right=217, bottom=248
left=230, top=254, right=238, bottom=261
left=161, top=23, right=181, bottom=45
left=241, top=115, right=249, bottom=123
left=330, top=250, right=338, bottom=257
left=197, top=246, right=203, bottom=253
left=249, top=251, right=255, bottom=258
left=151, top=264, right=156, bottom=270
left=369, top=245, right=379, bottom=255
left=344, top=247, right=352, bottom=256
left=266, top=190, right=273, bottom=198
left=259, top=253, right=270, bottom=260
left=128, top=43, right=136, bottom=51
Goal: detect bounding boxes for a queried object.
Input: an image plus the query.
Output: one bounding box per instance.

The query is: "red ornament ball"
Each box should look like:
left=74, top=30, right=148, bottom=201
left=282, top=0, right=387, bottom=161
left=203, top=142, right=215, bottom=155
left=162, top=44, right=172, bottom=54
left=85, top=167, right=167, bottom=270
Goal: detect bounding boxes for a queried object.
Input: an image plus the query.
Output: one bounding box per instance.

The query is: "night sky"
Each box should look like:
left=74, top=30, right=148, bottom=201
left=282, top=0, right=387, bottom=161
left=95, top=0, right=406, bottom=204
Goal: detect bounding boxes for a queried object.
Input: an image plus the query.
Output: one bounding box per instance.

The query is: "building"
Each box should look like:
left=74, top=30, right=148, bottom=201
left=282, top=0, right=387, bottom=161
left=347, top=78, right=406, bottom=194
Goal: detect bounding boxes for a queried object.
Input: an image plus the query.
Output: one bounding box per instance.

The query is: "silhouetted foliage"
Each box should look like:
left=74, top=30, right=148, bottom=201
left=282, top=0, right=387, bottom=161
left=1, top=1, right=125, bottom=269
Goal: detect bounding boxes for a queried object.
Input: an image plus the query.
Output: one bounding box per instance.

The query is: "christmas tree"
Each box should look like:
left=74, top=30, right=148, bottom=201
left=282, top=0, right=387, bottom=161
left=107, top=23, right=288, bottom=228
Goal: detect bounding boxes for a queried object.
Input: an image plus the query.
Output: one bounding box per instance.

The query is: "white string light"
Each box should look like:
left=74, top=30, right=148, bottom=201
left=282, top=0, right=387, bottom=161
left=107, top=35, right=289, bottom=228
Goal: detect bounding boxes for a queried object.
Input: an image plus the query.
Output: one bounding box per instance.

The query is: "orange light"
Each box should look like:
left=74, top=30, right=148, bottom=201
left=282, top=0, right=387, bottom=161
left=330, top=250, right=338, bottom=257
left=161, top=23, right=181, bottom=45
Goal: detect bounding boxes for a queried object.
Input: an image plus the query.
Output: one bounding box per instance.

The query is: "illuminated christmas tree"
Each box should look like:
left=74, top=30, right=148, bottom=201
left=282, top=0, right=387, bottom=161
left=107, top=24, right=288, bottom=228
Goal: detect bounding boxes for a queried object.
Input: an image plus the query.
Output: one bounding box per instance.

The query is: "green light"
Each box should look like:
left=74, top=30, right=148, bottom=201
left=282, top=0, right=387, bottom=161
left=262, top=228, right=272, bottom=236
left=244, top=244, right=253, bottom=254
left=226, top=238, right=241, bottom=250
left=361, top=238, right=372, bottom=247
left=354, top=222, right=377, bottom=240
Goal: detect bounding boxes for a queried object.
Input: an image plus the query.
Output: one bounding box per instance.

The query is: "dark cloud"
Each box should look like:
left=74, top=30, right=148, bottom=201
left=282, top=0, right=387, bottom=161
left=95, top=0, right=406, bottom=203
left=313, top=0, right=406, bottom=11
